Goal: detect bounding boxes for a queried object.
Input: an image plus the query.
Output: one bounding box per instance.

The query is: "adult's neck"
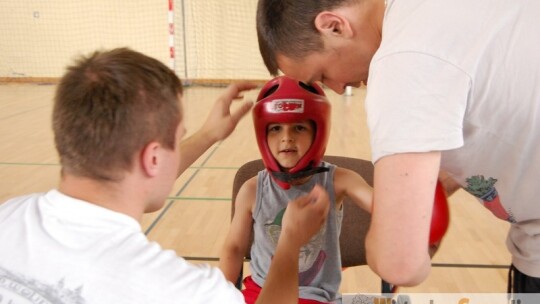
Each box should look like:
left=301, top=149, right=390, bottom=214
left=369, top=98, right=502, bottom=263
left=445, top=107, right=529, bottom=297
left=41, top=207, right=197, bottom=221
left=58, top=173, right=145, bottom=222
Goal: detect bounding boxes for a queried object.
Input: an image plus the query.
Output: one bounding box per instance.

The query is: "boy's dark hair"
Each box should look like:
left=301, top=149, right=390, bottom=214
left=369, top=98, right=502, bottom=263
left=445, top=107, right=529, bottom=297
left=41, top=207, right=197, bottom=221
left=53, top=48, right=183, bottom=181
left=256, top=0, right=353, bottom=75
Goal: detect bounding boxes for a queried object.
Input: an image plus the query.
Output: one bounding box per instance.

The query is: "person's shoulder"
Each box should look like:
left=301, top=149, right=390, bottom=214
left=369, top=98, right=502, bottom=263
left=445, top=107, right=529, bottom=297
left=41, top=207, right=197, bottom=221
left=236, top=175, right=258, bottom=209
left=0, top=192, right=44, bottom=216
left=333, top=166, right=369, bottom=190
left=333, top=166, right=359, bottom=179
left=1, top=192, right=43, bottom=204
left=122, top=246, right=243, bottom=302
left=241, top=175, right=259, bottom=191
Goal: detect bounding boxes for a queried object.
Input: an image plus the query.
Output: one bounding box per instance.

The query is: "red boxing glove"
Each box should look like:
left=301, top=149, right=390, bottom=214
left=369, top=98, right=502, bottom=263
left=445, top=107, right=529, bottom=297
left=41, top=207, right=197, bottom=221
left=429, top=181, right=450, bottom=245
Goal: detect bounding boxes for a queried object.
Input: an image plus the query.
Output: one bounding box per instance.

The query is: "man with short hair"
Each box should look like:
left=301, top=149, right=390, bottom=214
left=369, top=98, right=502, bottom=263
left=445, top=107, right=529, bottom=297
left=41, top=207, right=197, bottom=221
left=0, top=47, right=330, bottom=303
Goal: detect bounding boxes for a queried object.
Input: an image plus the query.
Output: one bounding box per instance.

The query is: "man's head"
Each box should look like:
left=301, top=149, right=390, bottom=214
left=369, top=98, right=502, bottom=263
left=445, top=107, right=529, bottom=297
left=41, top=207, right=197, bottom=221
left=253, top=76, right=331, bottom=189
left=256, top=0, right=384, bottom=93
left=256, top=0, right=351, bottom=75
left=53, top=48, right=183, bottom=182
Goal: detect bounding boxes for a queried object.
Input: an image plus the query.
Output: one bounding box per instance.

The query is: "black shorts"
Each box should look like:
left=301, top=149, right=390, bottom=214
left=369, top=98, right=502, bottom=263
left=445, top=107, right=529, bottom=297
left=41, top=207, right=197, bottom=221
left=509, top=264, right=540, bottom=293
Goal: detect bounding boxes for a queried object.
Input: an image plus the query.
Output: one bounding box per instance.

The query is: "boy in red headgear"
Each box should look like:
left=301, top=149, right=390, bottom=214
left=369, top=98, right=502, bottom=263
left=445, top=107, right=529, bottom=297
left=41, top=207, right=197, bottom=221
left=219, top=76, right=373, bottom=304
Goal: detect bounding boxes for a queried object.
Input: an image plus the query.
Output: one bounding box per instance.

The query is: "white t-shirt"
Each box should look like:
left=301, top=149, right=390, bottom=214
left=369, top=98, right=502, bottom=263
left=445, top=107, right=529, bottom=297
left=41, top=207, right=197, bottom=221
left=366, top=0, right=540, bottom=276
left=0, top=190, right=243, bottom=304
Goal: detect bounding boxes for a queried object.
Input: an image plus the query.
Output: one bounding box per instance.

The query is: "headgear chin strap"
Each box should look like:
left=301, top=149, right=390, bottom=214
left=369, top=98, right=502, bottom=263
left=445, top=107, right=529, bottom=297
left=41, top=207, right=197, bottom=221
left=270, top=164, right=330, bottom=184
left=253, top=76, right=331, bottom=189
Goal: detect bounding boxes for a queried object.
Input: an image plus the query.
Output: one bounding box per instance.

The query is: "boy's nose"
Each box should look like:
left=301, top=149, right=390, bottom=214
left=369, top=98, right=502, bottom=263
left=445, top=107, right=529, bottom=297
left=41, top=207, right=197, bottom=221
left=281, top=129, right=294, bottom=142
left=281, top=135, right=294, bottom=142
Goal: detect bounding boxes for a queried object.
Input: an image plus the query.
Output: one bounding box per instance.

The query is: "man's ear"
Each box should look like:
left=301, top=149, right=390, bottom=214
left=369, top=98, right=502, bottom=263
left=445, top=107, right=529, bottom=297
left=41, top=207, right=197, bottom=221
left=140, top=142, right=161, bottom=177
left=314, top=11, right=353, bottom=38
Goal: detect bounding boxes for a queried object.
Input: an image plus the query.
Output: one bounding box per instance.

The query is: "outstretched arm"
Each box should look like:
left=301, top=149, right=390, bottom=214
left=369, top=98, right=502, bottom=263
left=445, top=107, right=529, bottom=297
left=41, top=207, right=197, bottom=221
left=256, top=184, right=330, bottom=304
left=219, top=177, right=256, bottom=283
left=177, top=82, right=257, bottom=177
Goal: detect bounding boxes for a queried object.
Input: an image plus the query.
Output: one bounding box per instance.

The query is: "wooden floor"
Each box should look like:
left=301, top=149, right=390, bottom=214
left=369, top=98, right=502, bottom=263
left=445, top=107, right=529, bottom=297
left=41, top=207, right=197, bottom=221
left=0, top=83, right=511, bottom=294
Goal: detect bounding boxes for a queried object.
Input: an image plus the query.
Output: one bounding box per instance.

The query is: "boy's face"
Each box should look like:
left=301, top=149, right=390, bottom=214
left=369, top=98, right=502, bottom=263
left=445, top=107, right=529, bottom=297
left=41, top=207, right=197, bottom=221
left=266, top=120, right=315, bottom=171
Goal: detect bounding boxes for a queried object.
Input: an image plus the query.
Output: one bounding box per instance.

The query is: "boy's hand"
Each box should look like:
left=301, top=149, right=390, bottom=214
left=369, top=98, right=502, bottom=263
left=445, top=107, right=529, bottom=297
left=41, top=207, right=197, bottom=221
left=280, top=184, right=330, bottom=249
left=200, top=81, right=257, bottom=142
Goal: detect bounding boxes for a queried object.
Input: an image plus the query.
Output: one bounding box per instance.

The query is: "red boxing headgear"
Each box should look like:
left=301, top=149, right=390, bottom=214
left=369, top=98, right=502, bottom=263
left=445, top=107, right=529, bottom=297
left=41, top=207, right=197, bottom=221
left=253, top=76, right=331, bottom=189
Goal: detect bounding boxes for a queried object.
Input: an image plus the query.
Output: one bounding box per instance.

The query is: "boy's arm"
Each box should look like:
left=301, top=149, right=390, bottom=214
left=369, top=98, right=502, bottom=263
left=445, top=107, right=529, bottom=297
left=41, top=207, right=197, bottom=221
left=177, top=82, right=256, bottom=177
left=218, top=177, right=256, bottom=283
left=334, top=167, right=373, bottom=213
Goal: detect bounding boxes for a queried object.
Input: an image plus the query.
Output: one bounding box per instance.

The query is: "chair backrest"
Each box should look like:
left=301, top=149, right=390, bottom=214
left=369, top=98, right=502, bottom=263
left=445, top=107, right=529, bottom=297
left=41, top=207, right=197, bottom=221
left=231, top=155, right=374, bottom=268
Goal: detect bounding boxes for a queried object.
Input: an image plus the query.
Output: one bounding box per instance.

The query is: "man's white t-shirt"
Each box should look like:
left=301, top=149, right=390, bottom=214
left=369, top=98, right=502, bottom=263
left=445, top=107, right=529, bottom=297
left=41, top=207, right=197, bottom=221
left=0, top=190, right=244, bottom=303
left=366, top=0, right=540, bottom=276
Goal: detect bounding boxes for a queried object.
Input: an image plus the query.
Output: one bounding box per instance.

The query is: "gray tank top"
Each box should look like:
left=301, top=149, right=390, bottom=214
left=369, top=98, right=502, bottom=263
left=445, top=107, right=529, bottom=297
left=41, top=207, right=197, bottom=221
left=250, top=162, right=343, bottom=303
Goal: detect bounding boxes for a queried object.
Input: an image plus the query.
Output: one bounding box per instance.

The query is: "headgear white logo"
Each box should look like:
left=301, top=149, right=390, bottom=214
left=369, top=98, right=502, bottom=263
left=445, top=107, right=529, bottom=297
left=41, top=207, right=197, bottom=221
left=265, top=99, right=304, bottom=113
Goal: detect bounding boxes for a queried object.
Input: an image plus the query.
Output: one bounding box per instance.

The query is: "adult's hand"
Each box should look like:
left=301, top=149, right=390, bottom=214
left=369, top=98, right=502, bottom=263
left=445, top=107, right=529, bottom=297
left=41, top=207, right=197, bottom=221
left=200, top=81, right=257, bottom=142
left=177, top=82, right=256, bottom=177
